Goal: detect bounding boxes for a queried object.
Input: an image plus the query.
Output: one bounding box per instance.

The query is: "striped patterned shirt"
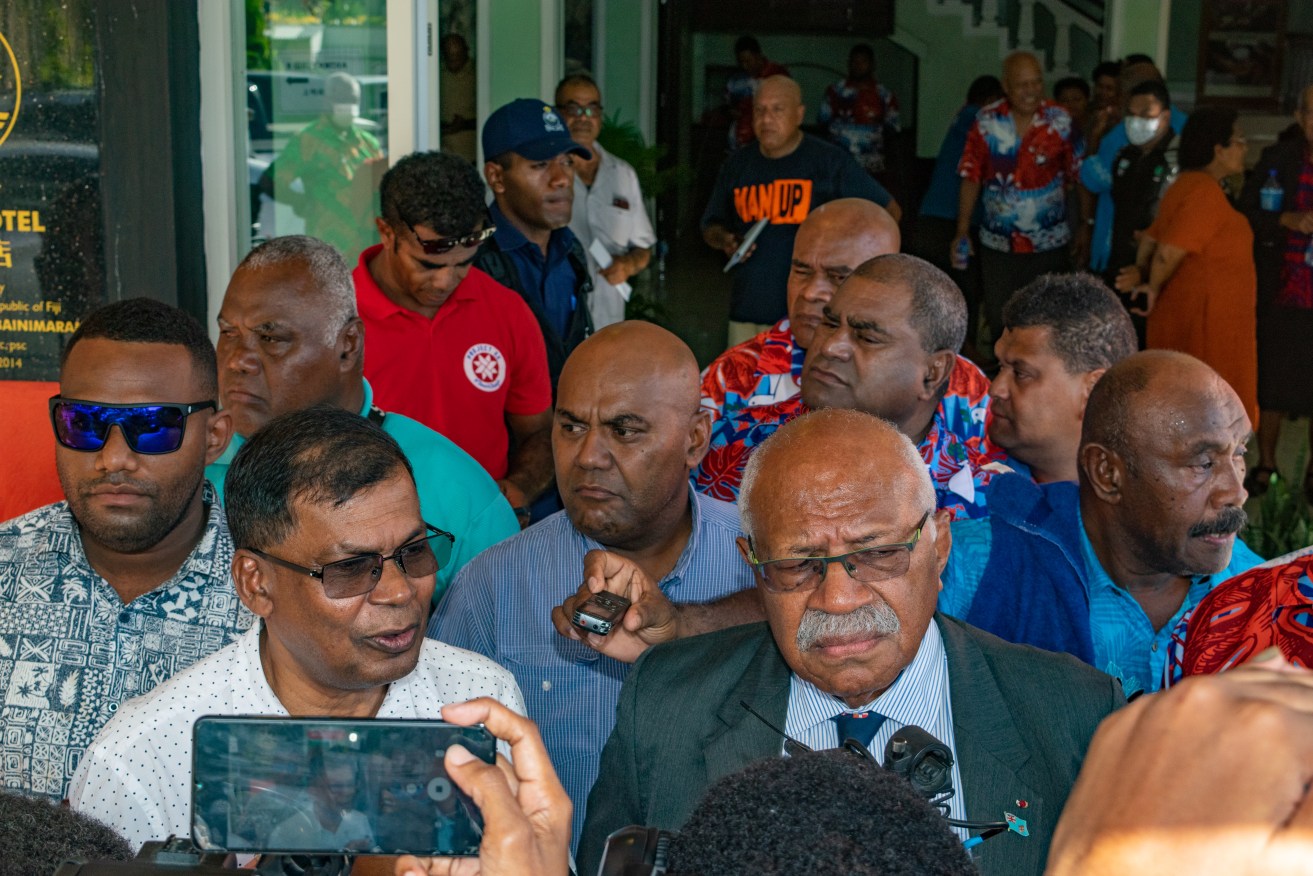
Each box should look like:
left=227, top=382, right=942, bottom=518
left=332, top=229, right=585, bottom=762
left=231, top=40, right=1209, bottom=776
left=783, top=620, right=967, bottom=835
left=427, top=491, right=755, bottom=852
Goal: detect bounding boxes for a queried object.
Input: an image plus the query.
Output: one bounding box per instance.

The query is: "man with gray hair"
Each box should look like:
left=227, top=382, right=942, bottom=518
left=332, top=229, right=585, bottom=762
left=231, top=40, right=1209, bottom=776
left=578, top=407, right=1123, bottom=876
left=207, top=235, right=519, bottom=601
left=695, top=253, right=1006, bottom=519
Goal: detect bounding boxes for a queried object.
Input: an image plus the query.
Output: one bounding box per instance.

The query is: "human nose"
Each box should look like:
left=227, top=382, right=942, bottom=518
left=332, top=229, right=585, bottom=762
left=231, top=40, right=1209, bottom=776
left=368, top=556, right=416, bottom=605
left=799, top=272, right=833, bottom=304
left=574, top=426, right=611, bottom=470
left=989, top=371, right=1011, bottom=402
left=95, top=424, right=140, bottom=474
left=807, top=557, right=869, bottom=613
left=220, top=335, right=258, bottom=375
left=549, top=160, right=572, bottom=187
left=1218, top=454, right=1249, bottom=507
left=814, top=324, right=851, bottom=362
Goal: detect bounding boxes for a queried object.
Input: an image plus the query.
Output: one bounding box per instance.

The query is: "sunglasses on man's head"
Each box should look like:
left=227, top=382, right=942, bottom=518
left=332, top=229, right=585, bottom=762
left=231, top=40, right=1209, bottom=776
left=404, top=221, right=496, bottom=256
left=49, top=397, right=216, bottom=455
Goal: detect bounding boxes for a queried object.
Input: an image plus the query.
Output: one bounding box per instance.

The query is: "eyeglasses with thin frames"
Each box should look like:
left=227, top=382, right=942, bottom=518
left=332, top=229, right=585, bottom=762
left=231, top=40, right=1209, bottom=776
left=746, top=512, right=931, bottom=593
left=249, top=524, right=455, bottom=599
left=556, top=102, right=603, bottom=119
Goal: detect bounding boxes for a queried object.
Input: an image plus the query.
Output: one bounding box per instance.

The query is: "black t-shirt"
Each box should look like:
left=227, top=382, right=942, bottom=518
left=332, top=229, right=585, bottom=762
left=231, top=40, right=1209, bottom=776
left=1109, top=135, right=1177, bottom=273
left=701, top=133, right=892, bottom=324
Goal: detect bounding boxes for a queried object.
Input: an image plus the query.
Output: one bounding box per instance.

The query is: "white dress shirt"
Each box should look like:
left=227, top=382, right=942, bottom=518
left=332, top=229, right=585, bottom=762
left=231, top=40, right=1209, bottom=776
left=68, top=623, right=525, bottom=852
left=783, top=620, right=968, bottom=836
left=569, top=142, right=657, bottom=328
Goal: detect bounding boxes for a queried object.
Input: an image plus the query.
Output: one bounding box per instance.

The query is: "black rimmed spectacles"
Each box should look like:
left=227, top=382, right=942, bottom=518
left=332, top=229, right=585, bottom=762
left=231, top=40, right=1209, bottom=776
left=404, top=221, right=496, bottom=256
left=746, top=512, right=931, bottom=593
left=49, top=397, right=216, bottom=455
left=250, top=524, right=455, bottom=599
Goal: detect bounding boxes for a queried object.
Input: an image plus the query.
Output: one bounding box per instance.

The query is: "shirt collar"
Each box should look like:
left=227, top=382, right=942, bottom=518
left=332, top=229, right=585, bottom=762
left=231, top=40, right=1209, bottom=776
left=568, top=489, right=705, bottom=589
left=787, top=619, right=949, bottom=733
left=36, top=481, right=231, bottom=600
left=489, top=202, right=573, bottom=263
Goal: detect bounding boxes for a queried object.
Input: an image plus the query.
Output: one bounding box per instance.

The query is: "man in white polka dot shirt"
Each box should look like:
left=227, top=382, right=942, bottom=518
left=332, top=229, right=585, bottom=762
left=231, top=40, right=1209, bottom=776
left=68, top=407, right=526, bottom=855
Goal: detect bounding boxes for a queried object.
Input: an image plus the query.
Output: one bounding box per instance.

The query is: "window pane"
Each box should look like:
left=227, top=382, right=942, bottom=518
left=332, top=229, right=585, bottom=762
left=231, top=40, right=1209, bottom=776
left=246, top=0, right=388, bottom=259
left=0, top=0, right=103, bottom=381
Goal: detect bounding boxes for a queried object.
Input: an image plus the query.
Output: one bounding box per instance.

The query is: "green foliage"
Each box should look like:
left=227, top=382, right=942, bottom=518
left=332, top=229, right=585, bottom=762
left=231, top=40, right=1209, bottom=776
left=246, top=0, right=271, bottom=71
left=1244, top=461, right=1313, bottom=560
left=624, top=290, right=670, bottom=328
left=596, top=112, right=690, bottom=199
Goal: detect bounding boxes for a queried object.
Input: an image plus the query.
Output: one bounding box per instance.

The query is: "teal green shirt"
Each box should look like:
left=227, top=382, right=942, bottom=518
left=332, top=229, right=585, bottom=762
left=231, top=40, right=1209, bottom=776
left=206, top=379, right=519, bottom=602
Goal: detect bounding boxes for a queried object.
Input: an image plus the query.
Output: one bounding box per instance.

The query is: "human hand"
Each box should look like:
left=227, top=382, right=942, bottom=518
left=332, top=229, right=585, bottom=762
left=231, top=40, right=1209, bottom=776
left=393, top=698, right=571, bottom=876
left=496, top=480, right=531, bottom=529
left=1113, top=264, right=1143, bottom=292
left=1281, top=211, right=1313, bottom=235
left=949, top=233, right=973, bottom=269
left=1045, top=657, right=1313, bottom=876
left=1128, top=283, right=1160, bottom=317
left=600, top=254, right=634, bottom=285
left=550, top=549, right=681, bottom=663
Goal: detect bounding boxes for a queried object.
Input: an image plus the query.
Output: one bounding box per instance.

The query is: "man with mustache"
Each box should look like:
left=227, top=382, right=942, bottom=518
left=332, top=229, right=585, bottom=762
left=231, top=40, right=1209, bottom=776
left=0, top=298, right=252, bottom=801
left=577, top=408, right=1122, bottom=876
left=940, top=350, right=1262, bottom=696
left=70, top=407, right=525, bottom=853
left=429, top=321, right=755, bottom=852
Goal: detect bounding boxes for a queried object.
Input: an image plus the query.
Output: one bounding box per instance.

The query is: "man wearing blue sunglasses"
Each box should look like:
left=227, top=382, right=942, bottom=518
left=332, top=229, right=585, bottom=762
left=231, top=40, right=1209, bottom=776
left=0, top=298, right=254, bottom=802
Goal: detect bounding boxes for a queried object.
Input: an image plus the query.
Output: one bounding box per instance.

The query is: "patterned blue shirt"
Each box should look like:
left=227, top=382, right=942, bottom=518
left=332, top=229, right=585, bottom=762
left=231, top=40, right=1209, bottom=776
left=0, top=483, right=253, bottom=800
left=427, top=491, right=755, bottom=851
left=940, top=512, right=1263, bottom=696
left=783, top=618, right=967, bottom=836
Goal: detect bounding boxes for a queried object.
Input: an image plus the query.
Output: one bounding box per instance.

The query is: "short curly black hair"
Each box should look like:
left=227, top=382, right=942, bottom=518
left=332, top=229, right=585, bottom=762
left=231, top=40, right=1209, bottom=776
left=0, top=792, right=135, bottom=873
left=665, top=749, right=975, bottom=876
left=1002, top=273, right=1137, bottom=374
left=378, top=150, right=488, bottom=238
left=61, top=297, right=217, bottom=397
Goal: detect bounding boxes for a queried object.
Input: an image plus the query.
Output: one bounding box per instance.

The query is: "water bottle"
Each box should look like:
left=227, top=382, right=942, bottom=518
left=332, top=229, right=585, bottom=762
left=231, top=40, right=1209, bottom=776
left=1261, top=169, right=1284, bottom=212
left=951, top=236, right=971, bottom=271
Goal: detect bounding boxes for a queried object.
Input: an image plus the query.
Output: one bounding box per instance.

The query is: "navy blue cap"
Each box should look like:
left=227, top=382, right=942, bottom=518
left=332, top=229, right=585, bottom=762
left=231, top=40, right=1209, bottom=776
left=482, top=98, right=590, bottom=161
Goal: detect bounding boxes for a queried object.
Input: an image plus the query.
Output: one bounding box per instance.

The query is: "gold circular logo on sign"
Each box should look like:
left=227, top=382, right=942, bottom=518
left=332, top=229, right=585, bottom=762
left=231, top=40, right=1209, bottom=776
left=0, top=30, right=20, bottom=150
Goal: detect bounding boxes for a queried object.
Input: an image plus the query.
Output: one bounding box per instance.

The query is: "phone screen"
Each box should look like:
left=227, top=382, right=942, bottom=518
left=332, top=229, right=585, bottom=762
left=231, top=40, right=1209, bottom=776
left=191, top=716, right=495, bottom=856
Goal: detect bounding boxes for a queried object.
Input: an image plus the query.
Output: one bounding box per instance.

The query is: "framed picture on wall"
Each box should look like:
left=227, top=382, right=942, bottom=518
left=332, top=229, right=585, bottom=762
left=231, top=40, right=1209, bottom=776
left=1197, top=0, right=1286, bottom=106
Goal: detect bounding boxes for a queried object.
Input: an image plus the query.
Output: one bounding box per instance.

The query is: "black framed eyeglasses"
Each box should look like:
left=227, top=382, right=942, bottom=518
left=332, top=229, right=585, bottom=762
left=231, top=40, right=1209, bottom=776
left=250, top=524, right=455, bottom=599
left=404, top=220, right=496, bottom=256
left=49, top=396, right=216, bottom=454
left=556, top=101, right=603, bottom=119
left=746, top=512, right=931, bottom=594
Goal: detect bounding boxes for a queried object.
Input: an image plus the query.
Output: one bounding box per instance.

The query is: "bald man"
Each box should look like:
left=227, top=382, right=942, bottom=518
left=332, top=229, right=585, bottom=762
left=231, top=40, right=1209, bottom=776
left=701, top=197, right=900, bottom=426
left=427, top=320, right=756, bottom=852
left=941, top=350, right=1264, bottom=697
left=702, top=75, right=899, bottom=346
left=957, top=51, right=1080, bottom=342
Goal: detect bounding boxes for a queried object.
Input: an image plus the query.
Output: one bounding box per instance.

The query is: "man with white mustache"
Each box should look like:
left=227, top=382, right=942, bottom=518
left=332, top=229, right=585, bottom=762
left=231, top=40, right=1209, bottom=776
left=577, top=408, right=1124, bottom=876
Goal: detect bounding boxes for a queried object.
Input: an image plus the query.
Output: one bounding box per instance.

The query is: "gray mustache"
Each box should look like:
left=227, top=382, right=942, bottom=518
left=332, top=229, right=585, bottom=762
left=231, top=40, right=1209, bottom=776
left=796, top=602, right=901, bottom=651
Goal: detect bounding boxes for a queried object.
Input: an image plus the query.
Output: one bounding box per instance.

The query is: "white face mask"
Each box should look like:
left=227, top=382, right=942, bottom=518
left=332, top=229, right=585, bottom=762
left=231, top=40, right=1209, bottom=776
left=1125, top=114, right=1163, bottom=146
left=330, top=103, right=359, bottom=129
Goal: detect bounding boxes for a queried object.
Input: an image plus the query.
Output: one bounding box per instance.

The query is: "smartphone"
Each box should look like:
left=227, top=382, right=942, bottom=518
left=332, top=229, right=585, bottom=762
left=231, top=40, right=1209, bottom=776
left=191, top=716, right=495, bottom=856
left=572, top=590, right=631, bottom=636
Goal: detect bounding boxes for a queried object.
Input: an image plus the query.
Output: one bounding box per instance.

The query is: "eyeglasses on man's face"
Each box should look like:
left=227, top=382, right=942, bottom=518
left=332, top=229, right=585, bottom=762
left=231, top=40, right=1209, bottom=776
left=556, top=101, right=603, bottom=119
left=250, top=524, right=455, bottom=599
left=746, top=512, right=931, bottom=594
left=49, top=397, right=216, bottom=455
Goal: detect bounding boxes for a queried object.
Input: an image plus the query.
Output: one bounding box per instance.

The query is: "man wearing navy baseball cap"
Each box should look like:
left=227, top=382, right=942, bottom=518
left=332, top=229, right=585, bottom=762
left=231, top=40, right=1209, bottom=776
left=476, top=98, right=595, bottom=390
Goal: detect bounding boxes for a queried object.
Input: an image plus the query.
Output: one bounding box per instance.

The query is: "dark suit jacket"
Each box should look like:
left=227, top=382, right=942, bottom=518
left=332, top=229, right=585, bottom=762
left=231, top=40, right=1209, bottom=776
left=577, top=614, right=1124, bottom=876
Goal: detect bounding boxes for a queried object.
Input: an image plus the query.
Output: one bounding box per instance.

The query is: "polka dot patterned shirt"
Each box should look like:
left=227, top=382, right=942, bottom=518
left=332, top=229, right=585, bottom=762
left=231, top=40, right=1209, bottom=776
left=66, top=622, right=526, bottom=852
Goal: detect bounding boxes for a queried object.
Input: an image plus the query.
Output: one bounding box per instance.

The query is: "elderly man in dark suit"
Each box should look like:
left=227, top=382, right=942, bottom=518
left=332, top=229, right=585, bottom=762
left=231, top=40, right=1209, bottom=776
left=577, top=408, right=1124, bottom=876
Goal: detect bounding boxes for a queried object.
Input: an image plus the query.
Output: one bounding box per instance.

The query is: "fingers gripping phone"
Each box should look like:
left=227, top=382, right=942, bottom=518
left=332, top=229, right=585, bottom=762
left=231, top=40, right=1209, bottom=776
left=572, top=591, right=632, bottom=636
left=191, top=716, right=495, bottom=856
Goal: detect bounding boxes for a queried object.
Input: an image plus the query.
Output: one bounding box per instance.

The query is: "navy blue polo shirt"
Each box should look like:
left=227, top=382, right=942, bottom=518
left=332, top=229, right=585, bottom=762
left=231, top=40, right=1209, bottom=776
left=489, top=202, right=578, bottom=338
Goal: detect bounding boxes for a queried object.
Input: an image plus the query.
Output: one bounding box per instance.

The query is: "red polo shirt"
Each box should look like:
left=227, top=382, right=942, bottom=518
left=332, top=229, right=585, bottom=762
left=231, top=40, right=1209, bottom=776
left=354, top=245, right=552, bottom=480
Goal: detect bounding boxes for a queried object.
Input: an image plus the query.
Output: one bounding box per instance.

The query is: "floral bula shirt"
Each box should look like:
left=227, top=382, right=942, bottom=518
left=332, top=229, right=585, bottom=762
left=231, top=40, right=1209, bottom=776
left=694, top=355, right=1007, bottom=519
left=958, top=98, right=1080, bottom=254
